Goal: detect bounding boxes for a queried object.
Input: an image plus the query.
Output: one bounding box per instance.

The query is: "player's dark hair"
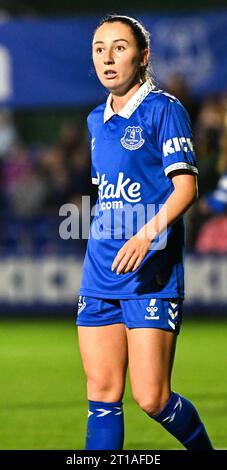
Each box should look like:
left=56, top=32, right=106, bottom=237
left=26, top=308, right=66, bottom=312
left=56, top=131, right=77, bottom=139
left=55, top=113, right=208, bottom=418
left=94, top=14, right=154, bottom=85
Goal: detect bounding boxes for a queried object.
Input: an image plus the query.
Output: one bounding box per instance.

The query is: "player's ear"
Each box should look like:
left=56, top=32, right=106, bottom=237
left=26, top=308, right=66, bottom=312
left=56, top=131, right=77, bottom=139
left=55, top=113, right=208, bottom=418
left=140, top=48, right=150, bottom=67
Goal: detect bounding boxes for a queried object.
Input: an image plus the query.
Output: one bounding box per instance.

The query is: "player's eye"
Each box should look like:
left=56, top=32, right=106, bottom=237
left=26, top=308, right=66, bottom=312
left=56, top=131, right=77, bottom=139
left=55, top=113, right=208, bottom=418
left=115, top=45, right=126, bottom=51
left=96, top=47, right=104, bottom=54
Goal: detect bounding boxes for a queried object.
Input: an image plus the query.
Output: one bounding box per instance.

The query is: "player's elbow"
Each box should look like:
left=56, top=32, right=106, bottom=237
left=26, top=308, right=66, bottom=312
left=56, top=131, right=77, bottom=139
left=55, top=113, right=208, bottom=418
left=190, top=183, right=199, bottom=204
left=185, top=184, right=198, bottom=208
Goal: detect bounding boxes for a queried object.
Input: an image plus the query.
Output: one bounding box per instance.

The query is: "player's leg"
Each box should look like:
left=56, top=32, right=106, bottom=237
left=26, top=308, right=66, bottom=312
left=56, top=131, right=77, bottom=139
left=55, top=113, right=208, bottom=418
left=78, top=323, right=128, bottom=403
left=76, top=296, right=128, bottom=450
left=78, top=323, right=128, bottom=450
left=126, top=326, right=175, bottom=414
left=123, top=298, right=213, bottom=449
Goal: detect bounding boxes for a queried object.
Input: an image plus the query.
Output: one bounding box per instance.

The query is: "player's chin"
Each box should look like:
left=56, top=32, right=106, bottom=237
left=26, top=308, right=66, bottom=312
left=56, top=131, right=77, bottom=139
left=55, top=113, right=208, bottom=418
left=102, top=76, right=120, bottom=89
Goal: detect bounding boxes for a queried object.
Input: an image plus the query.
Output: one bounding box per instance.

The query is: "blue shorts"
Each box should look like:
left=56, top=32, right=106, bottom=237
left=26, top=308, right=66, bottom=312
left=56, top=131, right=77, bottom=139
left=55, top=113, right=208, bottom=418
left=75, top=295, right=183, bottom=334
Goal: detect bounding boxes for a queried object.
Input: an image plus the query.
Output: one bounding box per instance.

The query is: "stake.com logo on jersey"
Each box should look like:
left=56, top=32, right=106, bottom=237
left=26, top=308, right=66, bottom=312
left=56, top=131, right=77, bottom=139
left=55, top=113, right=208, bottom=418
left=88, top=171, right=167, bottom=248
left=97, top=171, right=141, bottom=209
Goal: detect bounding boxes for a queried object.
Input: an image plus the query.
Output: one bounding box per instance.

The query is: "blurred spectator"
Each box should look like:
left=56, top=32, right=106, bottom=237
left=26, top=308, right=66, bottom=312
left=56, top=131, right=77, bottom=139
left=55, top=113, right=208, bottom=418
left=8, top=166, right=48, bottom=218
left=0, top=109, right=17, bottom=159
left=39, top=145, right=73, bottom=212
left=2, top=143, right=31, bottom=195
left=195, top=215, right=227, bottom=253
left=59, top=121, right=82, bottom=160
left=0, top=109, right=18, bottom=207
left=194, top=94, right=225, bottom=195
left=201, top=173, right=227, bottom=215
left=188, top=96, right=227, bottom=253
left=198, top=96, right=227, bottom=214
left=58, top=121, right=92, bottom=196
left=70, top=140, right=92, bottom=196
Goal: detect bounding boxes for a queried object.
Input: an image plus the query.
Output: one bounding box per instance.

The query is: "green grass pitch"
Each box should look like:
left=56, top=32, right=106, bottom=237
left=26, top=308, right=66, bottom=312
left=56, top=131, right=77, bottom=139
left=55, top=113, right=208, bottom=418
left=0, top=318, right=226, bottom=450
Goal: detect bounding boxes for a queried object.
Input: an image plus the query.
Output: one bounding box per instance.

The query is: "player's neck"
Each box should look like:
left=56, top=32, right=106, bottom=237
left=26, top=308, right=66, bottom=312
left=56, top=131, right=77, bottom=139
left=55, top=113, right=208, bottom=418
left=111, top=81, right=141, bottom=114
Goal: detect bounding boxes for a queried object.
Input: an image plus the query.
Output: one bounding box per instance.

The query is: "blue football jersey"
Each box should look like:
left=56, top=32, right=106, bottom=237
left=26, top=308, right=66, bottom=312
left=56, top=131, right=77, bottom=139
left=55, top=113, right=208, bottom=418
left=79, top=81, right=198, bottom=299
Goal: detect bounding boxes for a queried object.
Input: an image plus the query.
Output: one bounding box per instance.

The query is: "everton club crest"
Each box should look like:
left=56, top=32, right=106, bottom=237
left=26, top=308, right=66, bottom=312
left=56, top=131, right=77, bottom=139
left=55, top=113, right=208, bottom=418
left=121, top=126, right=145, bottom=151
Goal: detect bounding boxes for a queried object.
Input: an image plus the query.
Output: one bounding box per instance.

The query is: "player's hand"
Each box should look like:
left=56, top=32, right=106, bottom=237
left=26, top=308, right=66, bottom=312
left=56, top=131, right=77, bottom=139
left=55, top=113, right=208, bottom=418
left=111, top=226, right=154, bottom=275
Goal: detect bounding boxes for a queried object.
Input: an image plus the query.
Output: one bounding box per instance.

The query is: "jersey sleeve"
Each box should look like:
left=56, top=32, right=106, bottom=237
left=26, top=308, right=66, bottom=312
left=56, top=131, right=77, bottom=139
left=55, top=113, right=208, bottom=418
left=87, top=115, right=99, bottom=185
left=156, top=97, right=198, bottom=178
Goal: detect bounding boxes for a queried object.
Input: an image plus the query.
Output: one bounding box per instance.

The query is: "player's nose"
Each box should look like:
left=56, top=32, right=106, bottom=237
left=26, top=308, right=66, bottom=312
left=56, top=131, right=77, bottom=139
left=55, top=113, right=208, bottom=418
left=103, top=49, right=114, bottom=65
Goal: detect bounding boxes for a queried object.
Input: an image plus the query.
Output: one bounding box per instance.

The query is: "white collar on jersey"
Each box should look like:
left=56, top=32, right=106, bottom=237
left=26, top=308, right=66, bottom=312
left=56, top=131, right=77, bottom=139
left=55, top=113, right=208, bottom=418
left=103, top=80, right=154, bottom=123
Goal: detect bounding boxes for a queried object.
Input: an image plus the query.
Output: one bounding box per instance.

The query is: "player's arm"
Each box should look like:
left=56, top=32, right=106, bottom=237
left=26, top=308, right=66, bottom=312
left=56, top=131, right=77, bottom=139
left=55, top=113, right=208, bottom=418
left=145, top=169, right=198, bottom=238
left=111, top=170, right=197, bottom=275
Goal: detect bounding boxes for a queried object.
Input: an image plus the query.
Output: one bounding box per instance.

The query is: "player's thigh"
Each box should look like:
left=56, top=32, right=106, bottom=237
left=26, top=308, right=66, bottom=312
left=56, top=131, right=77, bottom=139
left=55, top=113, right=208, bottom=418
left=126, top=327, right=177, bottom=411
left=78, top=323, right=128, bottom=400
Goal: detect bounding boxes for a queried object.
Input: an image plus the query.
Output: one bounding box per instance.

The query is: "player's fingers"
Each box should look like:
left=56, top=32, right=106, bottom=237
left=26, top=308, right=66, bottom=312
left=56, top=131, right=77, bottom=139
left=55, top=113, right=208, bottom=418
left=116, top=252, right=134, bottom=274
left=112, top=246, right=133, bottom=271
left=111, top=251, right=125, bottom=271
left=122, top=253, right=138, bottom=273
left=131, top=256, right=143, bottom=272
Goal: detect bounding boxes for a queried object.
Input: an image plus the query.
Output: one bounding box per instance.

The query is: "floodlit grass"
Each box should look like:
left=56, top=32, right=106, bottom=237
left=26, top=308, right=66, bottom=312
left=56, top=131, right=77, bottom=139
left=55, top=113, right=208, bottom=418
left=0, top=318, right=226, bottom=449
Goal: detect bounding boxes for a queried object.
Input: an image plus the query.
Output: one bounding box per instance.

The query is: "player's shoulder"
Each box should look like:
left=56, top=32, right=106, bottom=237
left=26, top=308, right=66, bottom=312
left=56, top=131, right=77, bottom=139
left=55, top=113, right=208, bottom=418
left=148, top=88, right=183, bottom=110
left=146, top=88, right=190, bottom=123
left=87, top=102, right=106, bottom=127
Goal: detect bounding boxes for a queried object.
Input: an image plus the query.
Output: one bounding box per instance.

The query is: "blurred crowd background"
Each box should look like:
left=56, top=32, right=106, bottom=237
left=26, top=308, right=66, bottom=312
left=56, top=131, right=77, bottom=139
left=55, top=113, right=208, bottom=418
left=0, top=109, right=94, bottom=256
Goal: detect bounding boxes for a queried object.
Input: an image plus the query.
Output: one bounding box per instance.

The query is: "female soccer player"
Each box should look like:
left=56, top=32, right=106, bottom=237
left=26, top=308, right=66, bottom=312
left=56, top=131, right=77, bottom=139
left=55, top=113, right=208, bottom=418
left=76, top=14, right=213, bottom=450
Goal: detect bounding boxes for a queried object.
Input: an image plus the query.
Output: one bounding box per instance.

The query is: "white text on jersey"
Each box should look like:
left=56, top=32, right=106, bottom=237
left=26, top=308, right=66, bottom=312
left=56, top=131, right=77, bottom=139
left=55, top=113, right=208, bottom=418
left=98, top=172, right=141, bottom=204
left=163, top=137, right=194, bottom=157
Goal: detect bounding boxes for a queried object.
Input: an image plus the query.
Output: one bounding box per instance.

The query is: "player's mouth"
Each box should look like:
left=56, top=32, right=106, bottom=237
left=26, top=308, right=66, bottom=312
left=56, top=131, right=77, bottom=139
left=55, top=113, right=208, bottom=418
left=104, top=70, right=117, bottom=79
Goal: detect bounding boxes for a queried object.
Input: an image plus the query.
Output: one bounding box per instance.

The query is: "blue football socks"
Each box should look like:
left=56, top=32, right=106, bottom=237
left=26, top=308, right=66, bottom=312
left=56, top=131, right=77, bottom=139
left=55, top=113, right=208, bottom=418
left=150, top=391, right=213, bottom=449
left=85, top=400, right=124, bottom=450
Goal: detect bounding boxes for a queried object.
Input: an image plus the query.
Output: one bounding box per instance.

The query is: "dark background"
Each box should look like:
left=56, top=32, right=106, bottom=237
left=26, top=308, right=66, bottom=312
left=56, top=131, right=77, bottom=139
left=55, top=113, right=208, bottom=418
left=1, top=0, right=227, bottom=16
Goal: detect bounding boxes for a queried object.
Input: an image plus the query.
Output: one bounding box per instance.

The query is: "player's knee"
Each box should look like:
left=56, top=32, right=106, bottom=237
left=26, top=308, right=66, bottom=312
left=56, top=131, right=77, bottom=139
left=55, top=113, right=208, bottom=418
left=87, top=376, right=124, bottom=403
left=133, top=388, right=170, bottom=416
